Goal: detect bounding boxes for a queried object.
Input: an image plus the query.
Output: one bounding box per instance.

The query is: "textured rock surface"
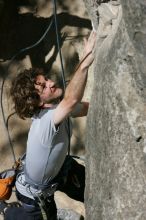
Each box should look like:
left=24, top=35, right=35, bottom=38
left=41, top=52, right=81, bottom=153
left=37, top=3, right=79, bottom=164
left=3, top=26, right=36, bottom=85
left=57, top=208, right=84, bottom=220
left=85, top=0, right=146, bottom=219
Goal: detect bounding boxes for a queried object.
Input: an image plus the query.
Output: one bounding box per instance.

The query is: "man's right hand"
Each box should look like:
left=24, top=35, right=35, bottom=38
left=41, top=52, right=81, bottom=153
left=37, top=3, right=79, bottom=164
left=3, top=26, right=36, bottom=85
left=53, top=30, right=96, bottom=126
left=81, top=30, right=97, bottom=69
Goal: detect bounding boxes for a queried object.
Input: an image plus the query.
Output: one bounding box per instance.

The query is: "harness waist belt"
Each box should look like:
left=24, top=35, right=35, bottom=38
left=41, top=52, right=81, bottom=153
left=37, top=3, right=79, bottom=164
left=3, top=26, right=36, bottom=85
left=16, top=173, right=58, bottom=200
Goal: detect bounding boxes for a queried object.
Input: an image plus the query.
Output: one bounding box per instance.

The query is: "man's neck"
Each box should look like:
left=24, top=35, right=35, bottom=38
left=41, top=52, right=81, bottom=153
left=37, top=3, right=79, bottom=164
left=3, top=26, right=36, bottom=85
left=41, top=97, right=61, bottom=108
left=42, top=103, right=55, bottom=108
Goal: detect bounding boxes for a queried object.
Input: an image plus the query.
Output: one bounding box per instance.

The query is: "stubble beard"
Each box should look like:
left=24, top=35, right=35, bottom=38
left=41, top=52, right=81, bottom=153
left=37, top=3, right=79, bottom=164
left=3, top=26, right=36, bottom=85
left=45, top=87, right=63, bottom=104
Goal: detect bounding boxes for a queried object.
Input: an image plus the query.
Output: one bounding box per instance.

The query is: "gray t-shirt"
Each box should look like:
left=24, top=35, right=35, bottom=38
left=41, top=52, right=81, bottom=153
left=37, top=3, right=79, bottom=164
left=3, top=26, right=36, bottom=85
left=25, top=107, right=72, bottom=187
left=16, top=103, right=83, bottom=198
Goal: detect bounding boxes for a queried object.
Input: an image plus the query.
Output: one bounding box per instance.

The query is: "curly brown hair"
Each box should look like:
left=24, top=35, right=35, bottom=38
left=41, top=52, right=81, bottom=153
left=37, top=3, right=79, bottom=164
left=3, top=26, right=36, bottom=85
left=11, top=68, right=44, bottom=119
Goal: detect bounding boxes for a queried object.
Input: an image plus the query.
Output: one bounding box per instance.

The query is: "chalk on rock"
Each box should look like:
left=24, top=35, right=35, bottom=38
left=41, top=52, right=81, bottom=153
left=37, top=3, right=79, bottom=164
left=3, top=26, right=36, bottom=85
left=57, top=208, right=84, bottom=220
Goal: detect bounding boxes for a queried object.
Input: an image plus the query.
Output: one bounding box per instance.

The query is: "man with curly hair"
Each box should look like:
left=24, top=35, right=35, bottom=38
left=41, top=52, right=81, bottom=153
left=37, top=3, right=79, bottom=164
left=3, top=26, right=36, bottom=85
left=5, top=31, right=96, bottom=220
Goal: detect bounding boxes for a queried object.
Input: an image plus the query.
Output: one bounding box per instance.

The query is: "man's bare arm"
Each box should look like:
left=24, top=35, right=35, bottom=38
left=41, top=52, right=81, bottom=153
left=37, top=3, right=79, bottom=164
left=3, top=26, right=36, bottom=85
left=53, top=31, right=96, bottom=125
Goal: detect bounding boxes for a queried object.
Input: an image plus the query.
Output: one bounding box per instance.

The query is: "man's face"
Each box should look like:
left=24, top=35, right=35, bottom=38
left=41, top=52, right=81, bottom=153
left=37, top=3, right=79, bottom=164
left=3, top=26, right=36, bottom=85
left=35, top=75, right=63, bottom=104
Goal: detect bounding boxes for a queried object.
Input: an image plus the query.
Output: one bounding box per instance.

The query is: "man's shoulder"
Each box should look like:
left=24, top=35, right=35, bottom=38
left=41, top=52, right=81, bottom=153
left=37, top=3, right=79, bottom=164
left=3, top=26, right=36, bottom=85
left=33, top=106, right=57, bottom=119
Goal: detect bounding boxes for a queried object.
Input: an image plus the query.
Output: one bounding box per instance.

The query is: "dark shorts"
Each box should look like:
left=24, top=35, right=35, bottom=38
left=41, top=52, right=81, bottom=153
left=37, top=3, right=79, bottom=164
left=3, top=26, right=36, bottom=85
left=4, top=156, right=85, bottom=220
left=5, top=206, right=46, bottom=220
left=5, top=192, right=57, bottom=220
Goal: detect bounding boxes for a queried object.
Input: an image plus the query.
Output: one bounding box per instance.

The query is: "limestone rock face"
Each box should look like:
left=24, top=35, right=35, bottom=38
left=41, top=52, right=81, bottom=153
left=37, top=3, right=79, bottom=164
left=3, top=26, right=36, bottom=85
left=57, top=208, right=84, bottom=220
left=85, top=0, right=146, bottom=219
